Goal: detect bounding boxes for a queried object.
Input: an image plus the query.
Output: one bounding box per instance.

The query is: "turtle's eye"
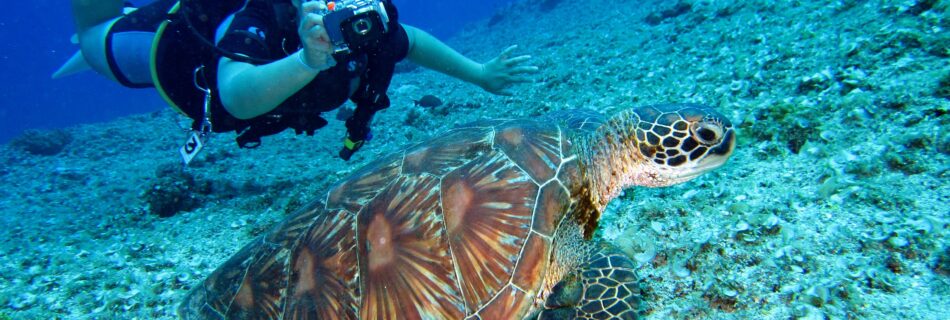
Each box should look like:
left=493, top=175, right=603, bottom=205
left=691, top=122, right=723, bottom=145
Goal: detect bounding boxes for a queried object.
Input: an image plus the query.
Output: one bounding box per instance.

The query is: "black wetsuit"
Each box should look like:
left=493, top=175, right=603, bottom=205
left=116, top=0, right=409, bottom=147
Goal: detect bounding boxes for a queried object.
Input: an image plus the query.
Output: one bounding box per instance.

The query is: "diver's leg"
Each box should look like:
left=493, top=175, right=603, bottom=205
left=71, top=0, right=125, bottom=32
left=535, top=245, right=644, bottom=319
left=74, top=0, right=177, bottom=86
left=72, top=0, right=126, bottom=81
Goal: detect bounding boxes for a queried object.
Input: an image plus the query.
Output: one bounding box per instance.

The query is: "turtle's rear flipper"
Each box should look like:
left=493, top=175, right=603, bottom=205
left=535, top=246, right=643, bottom=320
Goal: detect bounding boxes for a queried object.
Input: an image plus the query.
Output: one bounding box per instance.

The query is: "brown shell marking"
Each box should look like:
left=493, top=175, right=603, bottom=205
left=356, top=174, right=465, bottom=319
left=222, top=242, right=288, bottom=319
left=532, top=182, right=571, bottom=237
left=403, top=127, right=493, bottom=176
left=495, top=122, right=562, bottom=183
left=442, top=151, right=538, bottom=312
left=510, top=232, right=552, bottom=296
left=476, top=285, right=533, bottom=319
left=326, top=153, right=403, bottom=212
left=192, top=202, right=325, bottom=319
left=284, top=209, right=359, bottom=319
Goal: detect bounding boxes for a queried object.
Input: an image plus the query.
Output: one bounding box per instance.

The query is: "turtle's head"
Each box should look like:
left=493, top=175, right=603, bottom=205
left=625, top=104, right=735, bottom=187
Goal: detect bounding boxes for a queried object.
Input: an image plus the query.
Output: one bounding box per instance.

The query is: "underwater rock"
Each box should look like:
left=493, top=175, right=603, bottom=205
left=936, top=72, right=950, bottom=99
left=9, top=129, right=73, bottom=156
left=938, top=133, right=950, bottom=155
left=933, top=246, right=950, bottom=276
left=644, top=2, right=692, bottom=26
left=906, top=0, right=938, bottom=16
left=413, top=94, right=444, bottom=108
left=142, top=164, right=206, bottom=218
left=796, top=70, right=834, bottom=94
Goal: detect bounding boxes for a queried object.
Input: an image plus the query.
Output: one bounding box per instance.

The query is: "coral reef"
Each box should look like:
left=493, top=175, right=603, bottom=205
left=142, top=164, right=208, bottom=218
left=8, top=129, right=73, bottom=156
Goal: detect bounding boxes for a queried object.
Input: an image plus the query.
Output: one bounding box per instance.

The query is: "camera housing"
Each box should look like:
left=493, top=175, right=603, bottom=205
left=321, top=0, right=390, bottom=55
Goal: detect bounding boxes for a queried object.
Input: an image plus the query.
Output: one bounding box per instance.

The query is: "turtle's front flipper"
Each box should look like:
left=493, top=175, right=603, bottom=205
left=535, top=245, right=643, bottom=320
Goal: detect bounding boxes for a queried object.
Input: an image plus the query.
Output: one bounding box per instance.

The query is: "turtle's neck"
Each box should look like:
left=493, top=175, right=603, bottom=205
left=572, top=110, right=650, bottom=215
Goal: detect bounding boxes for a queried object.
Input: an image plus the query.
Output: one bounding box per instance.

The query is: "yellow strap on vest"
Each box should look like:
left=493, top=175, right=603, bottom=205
left=150, top=2, right=187, bottom=116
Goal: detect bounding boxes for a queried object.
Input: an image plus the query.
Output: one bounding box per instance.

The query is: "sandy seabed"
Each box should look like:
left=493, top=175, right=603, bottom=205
left=1, top=0, right=947, bottom=319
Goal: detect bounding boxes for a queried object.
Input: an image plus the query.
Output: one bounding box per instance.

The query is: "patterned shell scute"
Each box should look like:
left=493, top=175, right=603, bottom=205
left=403, top=126, right=494, bottom=176
left=356, top=174, right=465, bottom=319
left=326, top=153, right=403, bottom=212
left=475, top=285, right=533, bottom=319
left=511, top=232, right=552, bottom=294
left=181, top=202, right=327, bottom=319
left=441, top=150, right=539, bottom=312
left=453, top=119, right=512, bottom=130
left=285, top=209, right=359, bottom=319
left=539, top=108, right=605, bottom=132
left=263, top=201, right=324, bottom=247
left=180, top=238, right=263, bottom=319
left=223, top=240, right=289, bottom=319
left=532, top=182, right=572, bottom=237
left=494, top=121, right=563, bottom=183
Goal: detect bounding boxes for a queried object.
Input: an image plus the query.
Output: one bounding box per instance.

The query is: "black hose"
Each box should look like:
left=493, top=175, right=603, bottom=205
left=179, top=0, right=276, bottom=65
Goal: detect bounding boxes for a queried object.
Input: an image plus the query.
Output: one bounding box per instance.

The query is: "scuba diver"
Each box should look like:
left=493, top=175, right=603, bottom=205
left=58, top=0, right=537, bottom=162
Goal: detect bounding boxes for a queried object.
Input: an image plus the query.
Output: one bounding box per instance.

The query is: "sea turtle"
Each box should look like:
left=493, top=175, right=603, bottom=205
left=179, top=103, right=736, bottom=319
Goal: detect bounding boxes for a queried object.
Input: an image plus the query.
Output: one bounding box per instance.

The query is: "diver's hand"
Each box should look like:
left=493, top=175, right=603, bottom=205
left=298, top=1, right=335, bottom=71
left=478, top=45, right=538, bottom=96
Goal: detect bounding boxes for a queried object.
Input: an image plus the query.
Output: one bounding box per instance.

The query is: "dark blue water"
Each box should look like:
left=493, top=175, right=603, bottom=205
left=0, top=0, right=511, bottom=144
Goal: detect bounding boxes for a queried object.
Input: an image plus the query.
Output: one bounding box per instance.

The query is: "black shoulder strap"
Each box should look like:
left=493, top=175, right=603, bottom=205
left=179, top=0, right=284, bottom=65
left=343, top=0, right=401, bottom=140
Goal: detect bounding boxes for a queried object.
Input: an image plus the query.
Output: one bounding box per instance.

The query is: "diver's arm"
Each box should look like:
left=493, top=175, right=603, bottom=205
left=403, top=24, right=485, bottom=87
left=217, top=54, right=321, bottom=120
left=218, top=0, right=334, bottom=120
left=403, top=24, right=537, bottom=96
left=71, top=0, right=124, bottom=32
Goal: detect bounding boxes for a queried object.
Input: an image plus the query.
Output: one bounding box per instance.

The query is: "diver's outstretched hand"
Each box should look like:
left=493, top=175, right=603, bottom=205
left=478, top=45, right=538, bottom=96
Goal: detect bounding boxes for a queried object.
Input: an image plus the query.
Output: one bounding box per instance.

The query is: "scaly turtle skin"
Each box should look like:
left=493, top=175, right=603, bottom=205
left=179, top=104, right=736, bottom=319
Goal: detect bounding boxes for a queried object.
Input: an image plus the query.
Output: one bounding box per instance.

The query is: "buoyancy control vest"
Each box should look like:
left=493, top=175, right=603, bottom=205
left=151, top=0, right=400, bottom=149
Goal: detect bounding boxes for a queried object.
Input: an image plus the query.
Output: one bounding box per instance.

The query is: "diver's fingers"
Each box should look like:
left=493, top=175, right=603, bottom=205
left=300, top=24, right=328, bottom=49
left=309, top=34, right=331, bottom=51
left=299, top=0, right=328, bottom=33
left=299, top=11, right=330, bottom=46
left=509, top=66, right=539, bottom=75
left=504, top=55, right=531, bottom=66
left=301, top=0, right=328, bottom=14
left=301, top=12, right=326, bottom=32
left=300, top=1, right=327, bottom=35
left=309, top=23, right=330, bottom=42
left=498, top=45, right=518, bottom=59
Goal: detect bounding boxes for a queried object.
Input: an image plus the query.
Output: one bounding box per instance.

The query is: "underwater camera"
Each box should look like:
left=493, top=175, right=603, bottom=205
left=320, top=0, right=390, bottom=54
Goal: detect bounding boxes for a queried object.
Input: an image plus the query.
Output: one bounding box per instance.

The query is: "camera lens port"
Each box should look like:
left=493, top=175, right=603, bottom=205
left=352, top=18, right=373, bottom=35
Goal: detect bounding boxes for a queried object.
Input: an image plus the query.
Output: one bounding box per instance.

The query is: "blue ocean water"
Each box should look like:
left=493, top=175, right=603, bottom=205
left=0, top=0, right=511, bottom=144
left=1, top=1, right=948, bottom=318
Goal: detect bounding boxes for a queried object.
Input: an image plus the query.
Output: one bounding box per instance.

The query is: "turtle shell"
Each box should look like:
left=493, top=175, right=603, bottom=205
left=180, top=111, right=606, bottom=319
